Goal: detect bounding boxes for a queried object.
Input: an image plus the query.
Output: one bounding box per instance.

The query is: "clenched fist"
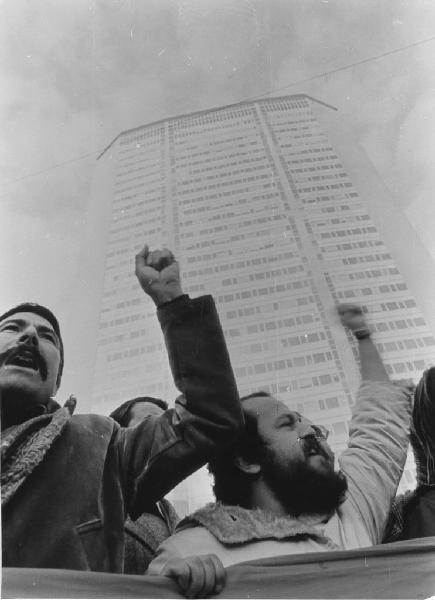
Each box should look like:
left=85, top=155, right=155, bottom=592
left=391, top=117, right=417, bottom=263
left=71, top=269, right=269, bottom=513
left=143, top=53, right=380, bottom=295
left=135, top=245, right=183, bottom=306
left=160, top=553, right=226, bottom=598
left=337, top=303, right=368, bottom=333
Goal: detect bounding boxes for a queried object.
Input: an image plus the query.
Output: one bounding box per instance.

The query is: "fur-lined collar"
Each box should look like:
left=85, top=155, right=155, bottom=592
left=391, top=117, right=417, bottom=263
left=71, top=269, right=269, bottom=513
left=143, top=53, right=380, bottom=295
left=177, top=503, right=331, bottom=545
left=1, top=396, right=76, bottom=506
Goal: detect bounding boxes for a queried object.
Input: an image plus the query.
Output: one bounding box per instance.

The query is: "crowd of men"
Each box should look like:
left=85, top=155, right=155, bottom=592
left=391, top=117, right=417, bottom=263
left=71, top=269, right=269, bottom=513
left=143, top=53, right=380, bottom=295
left=1, top=245, right=434, bottom=598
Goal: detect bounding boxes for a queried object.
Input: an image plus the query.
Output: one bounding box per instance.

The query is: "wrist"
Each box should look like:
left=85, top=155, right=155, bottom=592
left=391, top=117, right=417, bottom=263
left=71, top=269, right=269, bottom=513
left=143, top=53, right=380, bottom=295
left=352, top=327, right=371, bottom=340
left=152, top=290, right=185, bottom=308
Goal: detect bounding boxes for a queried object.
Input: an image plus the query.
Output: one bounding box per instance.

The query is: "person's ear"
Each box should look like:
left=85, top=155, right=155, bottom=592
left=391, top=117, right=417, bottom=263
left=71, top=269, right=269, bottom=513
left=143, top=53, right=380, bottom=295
left=234, top=455, right=261, bottom=475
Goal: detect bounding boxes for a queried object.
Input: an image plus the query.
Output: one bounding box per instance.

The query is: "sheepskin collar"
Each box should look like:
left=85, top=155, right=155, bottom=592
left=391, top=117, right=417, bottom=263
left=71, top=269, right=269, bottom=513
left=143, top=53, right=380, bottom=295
left=1, top=396, right=76, bottom=506
left=177, top=503, right=331, bottom=545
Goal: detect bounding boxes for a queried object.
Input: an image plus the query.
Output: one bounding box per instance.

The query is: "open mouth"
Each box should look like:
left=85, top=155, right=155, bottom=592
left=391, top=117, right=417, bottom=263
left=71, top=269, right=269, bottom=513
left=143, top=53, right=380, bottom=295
left=304, top=439, right=327, bottom=459
left=5, top=349, right=41, bottom=372
left=307, top=447, right=322, bottom=457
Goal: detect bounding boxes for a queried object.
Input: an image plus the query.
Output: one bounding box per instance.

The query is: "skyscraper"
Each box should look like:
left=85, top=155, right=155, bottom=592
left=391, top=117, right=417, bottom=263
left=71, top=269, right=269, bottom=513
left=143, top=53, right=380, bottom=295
left=91, top=94, right=434, bottom=510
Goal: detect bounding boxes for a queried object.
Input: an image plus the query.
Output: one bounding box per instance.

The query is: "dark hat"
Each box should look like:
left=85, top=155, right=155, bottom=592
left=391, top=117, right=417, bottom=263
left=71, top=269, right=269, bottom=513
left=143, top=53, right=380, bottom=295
left=0, top=302, right=64, bottom=386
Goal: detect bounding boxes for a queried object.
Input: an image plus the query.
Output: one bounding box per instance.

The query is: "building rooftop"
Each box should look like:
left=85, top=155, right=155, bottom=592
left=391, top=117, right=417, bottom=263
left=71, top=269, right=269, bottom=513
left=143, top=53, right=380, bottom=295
left=97, top=93, right=337, bottom=159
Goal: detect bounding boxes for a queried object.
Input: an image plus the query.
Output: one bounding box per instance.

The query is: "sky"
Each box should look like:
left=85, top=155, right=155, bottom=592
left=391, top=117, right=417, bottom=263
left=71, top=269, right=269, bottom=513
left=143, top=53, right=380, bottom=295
left=1, top=0, right=435, bottom=404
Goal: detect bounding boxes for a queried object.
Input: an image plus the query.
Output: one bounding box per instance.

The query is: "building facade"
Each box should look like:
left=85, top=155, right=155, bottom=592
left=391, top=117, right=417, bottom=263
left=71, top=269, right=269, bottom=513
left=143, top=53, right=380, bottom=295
left=91, top=95, right=435, bottom=510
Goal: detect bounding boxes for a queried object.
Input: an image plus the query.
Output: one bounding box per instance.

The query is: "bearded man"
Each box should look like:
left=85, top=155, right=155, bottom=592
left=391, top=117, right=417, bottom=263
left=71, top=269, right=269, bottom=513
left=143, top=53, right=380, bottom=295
left=147, top=304, right=412, bottom=591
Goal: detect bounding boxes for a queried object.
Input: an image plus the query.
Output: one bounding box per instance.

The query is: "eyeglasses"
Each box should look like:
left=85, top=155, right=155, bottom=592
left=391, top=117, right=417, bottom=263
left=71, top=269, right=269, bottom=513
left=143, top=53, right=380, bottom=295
left=297, top=424, right=329, bottom=442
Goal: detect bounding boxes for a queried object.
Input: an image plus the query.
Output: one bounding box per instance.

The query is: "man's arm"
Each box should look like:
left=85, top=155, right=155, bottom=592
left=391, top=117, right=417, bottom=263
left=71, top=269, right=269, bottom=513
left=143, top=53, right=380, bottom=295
left=337, top=304, right=412, bottom=543
left=117, top=246, right=243, bottom=519
left=338, top=303, right=389, bottom=383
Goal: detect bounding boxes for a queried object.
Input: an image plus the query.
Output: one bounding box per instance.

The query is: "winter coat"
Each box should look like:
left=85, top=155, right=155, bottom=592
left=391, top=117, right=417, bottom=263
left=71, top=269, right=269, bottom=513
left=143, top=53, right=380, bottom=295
left=2, top=295, right=242, bottom=572
left=123, top=499, right=179, bottom=574
left=148, top=381, right=411, bottom=571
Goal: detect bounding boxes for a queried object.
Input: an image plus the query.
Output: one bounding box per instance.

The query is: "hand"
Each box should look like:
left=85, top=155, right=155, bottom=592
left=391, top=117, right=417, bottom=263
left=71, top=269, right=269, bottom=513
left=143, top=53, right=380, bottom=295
left=135, top=245, right=183, bottom=306
left=161, top=554, right=226, bottom=598
left=337, top=303, right=368, bottom=332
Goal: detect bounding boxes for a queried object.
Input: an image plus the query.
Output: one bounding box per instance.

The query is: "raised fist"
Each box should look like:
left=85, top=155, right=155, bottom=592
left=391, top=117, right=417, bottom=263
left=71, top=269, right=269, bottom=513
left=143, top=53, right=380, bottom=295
left=337, top=303, right=368, bottom=333
left=135, top=245, right=183, bottom=306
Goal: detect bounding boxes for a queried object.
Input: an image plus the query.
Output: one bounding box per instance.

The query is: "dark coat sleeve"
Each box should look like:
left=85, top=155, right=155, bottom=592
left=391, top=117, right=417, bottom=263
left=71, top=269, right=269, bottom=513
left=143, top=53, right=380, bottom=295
left=115, top=295, right=243, bottom=519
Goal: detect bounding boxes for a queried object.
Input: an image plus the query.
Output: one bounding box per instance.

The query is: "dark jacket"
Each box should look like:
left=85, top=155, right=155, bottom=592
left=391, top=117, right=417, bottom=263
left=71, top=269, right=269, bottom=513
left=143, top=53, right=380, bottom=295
left=2, top=295, right=242, bottom=572
left=383, top=369, right=435, bottom=543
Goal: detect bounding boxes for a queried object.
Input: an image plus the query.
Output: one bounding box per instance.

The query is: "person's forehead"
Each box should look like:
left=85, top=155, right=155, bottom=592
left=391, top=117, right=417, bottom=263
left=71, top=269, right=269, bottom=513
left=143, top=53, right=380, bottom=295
left=244, top=396, right=296, bottom=419
left=1, top=312, right=55, bottom=331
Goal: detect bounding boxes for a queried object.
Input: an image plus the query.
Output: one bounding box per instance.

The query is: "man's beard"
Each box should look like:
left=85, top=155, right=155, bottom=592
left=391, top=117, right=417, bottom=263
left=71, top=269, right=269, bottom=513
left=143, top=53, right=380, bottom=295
left=261, top=446, right=348, bottom=517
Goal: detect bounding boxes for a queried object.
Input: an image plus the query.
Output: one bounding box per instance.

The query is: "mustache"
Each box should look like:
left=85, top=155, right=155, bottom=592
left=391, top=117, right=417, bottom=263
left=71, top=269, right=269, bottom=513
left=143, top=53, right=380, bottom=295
left=0, top=345, right=48, bottom=381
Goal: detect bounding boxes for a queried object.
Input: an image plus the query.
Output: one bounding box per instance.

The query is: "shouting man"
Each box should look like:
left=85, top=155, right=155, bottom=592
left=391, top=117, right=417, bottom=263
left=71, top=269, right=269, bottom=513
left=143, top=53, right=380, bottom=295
left=147, top=304, right=412, bottom=595
left=1, top=246, right=242, bottom=572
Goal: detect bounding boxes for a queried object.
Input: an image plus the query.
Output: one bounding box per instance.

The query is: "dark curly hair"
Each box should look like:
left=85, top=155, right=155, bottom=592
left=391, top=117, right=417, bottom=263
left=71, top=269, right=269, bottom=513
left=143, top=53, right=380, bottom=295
left=412, top=367, right=435, bottom=486
left=207, top=391, right=271, bottom=508
left=109, top=396, right=168, bottom=427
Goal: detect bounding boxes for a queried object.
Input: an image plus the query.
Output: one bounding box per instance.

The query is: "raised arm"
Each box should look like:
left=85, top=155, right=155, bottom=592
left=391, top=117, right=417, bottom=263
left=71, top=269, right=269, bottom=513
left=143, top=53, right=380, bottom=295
left=117, top=246, right=243, bottom=519
left=337, top=303, right=412, bottom=543
left=338, top=303, right=389, bottom=382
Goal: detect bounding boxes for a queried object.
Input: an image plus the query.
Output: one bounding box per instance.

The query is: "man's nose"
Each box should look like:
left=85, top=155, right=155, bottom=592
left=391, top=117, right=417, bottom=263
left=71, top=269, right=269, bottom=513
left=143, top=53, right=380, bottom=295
left=18, top=327, right=39, bottom=347
left=297, top=424, right=317, bottom=440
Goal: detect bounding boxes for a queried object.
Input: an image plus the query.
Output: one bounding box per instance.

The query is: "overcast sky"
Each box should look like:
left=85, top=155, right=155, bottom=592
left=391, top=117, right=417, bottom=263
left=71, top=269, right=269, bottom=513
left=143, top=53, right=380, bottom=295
left=1, top=0, right=435, bottom=403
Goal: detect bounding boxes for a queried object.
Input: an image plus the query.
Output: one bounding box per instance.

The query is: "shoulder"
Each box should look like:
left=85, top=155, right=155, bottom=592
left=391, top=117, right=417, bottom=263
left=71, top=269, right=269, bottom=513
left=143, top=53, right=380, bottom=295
left=67, top=413, right=117, bottom=439
left=357, top=380, right=413, bottom=401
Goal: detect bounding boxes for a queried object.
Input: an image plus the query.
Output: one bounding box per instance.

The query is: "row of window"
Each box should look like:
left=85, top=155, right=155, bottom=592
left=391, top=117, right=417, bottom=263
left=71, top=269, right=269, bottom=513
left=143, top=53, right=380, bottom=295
left=235, top=363, right=340, bottom=388
left=372, top=316, right=427, bottom=332
left=385, top=359, right=432, bottom=375
left=322, top=239, right=384, bottom=254
left=298, top=182, right=353, bottom=193
left=105, top=343, right=167, bottom=363
left=341, top=252, right=392, bottom=265
left=99, top=312, right=144, bottom=329
left=184, top=224, right=291, bottom=251
left=93, top=378, right=167, bottom=405
left=113, top=193, right=162, bottom=210
left=221, top=264, right=304, bottom=287
left=188, top=154, right=266, bottom=175
left=302, top=192, right=359, bottom=206
left=225, top=296, right=315, bottom=321
left=295, top=173, right=348, bottom=186
left=313, top=214, right=371, bottom=227
left=180, top=213, right=284, bottom=239
left=177, top=172, right=272, bottom=196
left=377, top=336, right=435, bottom=352
left=288, top=153, right=339, bottom=165
left=283, top=145, right=334, bottom=156
left=109, top=222, right=161, bottom=238
left=216, top=279, right=310, bottom=304
left=177, top=164, right=269, bottom=187
left=335, top=282, right=408, bottom=300
left=344, top=267, right=400, bottom=281
left=369, top=299, right=417, bottom=311
left=174, top=145, right=263, bottom=168
left=182, top=194, right=280, bottom=222
left=238, top=339, right=334, bottom=366
left=320, top=226, right=377, bottom=239
left=184, top=250, right=301, bottom=276
left=179, top=187, right=251, bottom=206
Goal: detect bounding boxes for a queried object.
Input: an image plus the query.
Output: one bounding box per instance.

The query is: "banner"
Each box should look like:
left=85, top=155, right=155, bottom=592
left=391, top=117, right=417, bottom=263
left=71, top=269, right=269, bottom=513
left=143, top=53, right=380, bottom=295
left=3, top=536, right=435, bottom=599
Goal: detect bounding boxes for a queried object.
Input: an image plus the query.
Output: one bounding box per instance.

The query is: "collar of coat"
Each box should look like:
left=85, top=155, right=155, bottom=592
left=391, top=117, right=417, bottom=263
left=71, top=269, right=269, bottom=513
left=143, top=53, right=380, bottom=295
left=1, top=396, right=76, bottom=507
left=177, top=503, right=332, bottom=545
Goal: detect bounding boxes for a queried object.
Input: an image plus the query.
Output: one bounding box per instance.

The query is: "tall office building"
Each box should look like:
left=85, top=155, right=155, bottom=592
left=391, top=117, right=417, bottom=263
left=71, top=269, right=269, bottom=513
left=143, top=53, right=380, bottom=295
left=91, top=95, right=434, bottom=510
